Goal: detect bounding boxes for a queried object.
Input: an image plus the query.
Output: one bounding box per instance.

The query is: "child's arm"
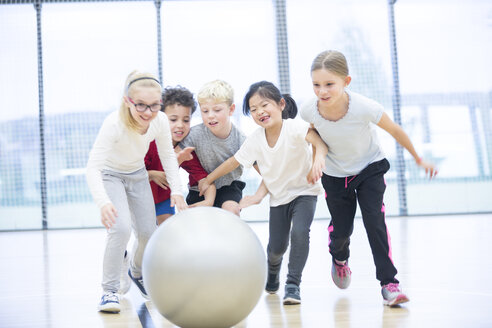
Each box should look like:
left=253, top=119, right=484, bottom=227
left=305, top=128, right=328, bottom=184
left=377, top=112, right=438, bottom=179
left=198, top=156, right=241, bottom=196
left=239, top=180, right=268, bottom=209
left=145, top=141, right=169, bottom=189
left=190, top=182, right=217, bottom=207
left=147, top=170, right=168, bottom=190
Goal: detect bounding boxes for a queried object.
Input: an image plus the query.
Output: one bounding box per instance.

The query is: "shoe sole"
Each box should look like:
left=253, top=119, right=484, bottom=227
left=283, top=297, right=301, bottom=305
left=384, top=294, right=409, bottom=307
left=265, top=288, right=279, bottom=294
left=99, top=304, right=121, bottom=313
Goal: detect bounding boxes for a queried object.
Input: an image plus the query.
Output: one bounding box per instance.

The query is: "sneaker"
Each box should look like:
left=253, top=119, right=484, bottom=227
left=381, top=283, right=409, bottom=307
left=265, top=273, right=279, bottom=294
left=331, top=259, right=351, bottom=289
left=283, top=283, right=301, bottom=305
left=128, top=269, right=149, bottom=300
left=98, top=292, right=120, bottom=313
left=118, top=251, right=131, bottom=295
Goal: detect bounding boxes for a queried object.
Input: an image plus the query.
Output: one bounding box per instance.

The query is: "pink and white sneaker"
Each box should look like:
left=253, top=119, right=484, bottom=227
left=331, top=259, right=351, bottom=289
left=381, top=283, right=409, bottom=306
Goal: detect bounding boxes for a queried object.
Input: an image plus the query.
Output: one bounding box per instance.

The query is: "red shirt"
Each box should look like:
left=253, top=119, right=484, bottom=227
left=144, top=140, right=208, bottom=204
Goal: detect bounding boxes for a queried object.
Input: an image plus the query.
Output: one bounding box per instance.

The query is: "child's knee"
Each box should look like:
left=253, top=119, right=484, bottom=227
left=221, top=201, right=240, bottom=216
left=108, top=221, right=132, bottom=241
left=290, top=227, right=310, bottom=245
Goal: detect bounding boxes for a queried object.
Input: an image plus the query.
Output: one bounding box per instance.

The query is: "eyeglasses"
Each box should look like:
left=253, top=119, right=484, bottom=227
left=128, top=98, right=162, bottom=112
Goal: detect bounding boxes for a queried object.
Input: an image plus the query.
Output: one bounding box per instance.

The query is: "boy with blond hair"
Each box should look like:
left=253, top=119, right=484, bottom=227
left=179, top=80, right=245, bottom=215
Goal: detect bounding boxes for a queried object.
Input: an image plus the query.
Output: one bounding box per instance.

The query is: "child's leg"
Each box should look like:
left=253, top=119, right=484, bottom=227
left=101, top=172, right=133, bottom=293
left=356, top=159, right=398, bottom=285
left=286, top=196, right=317, bottom=286
left=268, top=204, right=292, bottom=276
left=126, top=169, right=157, bottom=278
left=215, top=181, right=245, bottom=216
left=321, top=174, right=357, bottom=261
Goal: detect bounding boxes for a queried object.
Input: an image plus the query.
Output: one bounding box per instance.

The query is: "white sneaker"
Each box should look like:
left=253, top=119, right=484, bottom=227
left=118, top=250, right=131, bottom=295
left=98, top=292, right=120, bottom=313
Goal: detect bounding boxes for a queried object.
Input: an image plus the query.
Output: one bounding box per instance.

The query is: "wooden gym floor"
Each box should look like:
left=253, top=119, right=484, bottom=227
left=1, top=213, right=491, bottom=328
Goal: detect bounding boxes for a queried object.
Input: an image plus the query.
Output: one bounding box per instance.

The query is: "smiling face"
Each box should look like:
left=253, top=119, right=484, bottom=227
left=125, top=86, right=162, bottom=133
left=164, top=104, right=192, bottom=145
left=248, top=93, right=284, bottom=129
left=311, top=68, right=351, bottom=109
left=199, top=99, right=234, bottom=138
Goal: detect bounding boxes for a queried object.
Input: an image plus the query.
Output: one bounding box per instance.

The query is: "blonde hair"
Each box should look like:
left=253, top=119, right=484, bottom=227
left=119, top=71, right=162, bottom=132
left=311, top=50, right=349, bottom=77
left=197, top=79, right=234, bottom=106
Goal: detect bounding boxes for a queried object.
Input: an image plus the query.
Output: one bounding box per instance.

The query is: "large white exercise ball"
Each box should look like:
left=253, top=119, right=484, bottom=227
left=142, top=207, right=267, bottom=328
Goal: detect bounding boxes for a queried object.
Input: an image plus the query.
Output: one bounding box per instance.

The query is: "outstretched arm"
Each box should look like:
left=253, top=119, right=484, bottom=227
left=305, top=128, right=328, bottom=184
left=239, top=180, right=268, bottom=209
left=198, top=156, right=241, bottom=196
left=377, top=112, right=438, bottom=179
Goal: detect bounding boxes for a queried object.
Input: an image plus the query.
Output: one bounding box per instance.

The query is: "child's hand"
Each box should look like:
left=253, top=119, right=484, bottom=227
left=239, top=195, right=262, bottom=209
left=307, top=156, right=325, bottom=184
left=170, top=195, right=188, bottom=212
left=148, top=170, right=168, bottom=190
left=101, top=203, right=117, bottom=229
left=177, top=147, right=195, bottom=164
left=416, top=158, right=438, bottom=179
left=198, top=178, right=211, bottom=196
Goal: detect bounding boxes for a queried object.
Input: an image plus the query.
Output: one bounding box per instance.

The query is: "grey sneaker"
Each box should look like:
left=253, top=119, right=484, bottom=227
left=128, top=269, right=150, bottom=300
left=283, top=283, right=301, bottom=305
left=265, top=273, right=279, bottom=294
left=331, top=259, right=351, bottom=289
left=118, top=250, right=131, bottom=295
left=382, top=283, right=409, bottom=306
left=98, top=292, right=120, bottom=313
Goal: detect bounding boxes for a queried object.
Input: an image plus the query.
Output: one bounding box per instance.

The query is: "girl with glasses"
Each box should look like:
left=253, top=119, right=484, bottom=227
left=86, top=71, right=187, bottom=313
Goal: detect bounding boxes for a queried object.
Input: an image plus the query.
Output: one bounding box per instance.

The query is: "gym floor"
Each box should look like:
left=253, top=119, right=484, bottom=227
left=1, top=213, right=491, bottom=327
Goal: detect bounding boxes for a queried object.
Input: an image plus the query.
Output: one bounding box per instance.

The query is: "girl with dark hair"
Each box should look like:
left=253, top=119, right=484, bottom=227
left=199, top=81, right=328, bottom=305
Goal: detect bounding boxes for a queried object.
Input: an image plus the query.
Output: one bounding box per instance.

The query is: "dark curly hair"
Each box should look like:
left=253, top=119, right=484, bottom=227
left=161, top=86, right=197, bottom=114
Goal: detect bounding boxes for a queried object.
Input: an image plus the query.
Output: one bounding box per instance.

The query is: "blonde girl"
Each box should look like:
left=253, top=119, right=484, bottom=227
left=86, top=71, right=187, bottom=313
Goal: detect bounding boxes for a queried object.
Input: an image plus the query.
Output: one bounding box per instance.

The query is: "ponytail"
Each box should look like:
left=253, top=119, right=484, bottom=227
left=281, top=94, right=297, bottom=119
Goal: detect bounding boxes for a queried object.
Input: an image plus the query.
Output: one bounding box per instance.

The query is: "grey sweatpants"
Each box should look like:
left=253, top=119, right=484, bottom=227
left=267, top=195, right=317, bottom=287
left=101, top=168, right=157, bottom=293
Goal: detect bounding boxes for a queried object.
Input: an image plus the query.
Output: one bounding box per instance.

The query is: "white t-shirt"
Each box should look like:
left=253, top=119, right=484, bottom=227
left=86, top=111, right=182, bottom=209
left=234, top=119, right=323, bottom=207
left=300, top=90, right=385, bottom=177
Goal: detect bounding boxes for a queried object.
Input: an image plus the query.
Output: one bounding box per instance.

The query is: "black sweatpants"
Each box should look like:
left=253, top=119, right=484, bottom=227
left=321, top=158, right=398, bottom=286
